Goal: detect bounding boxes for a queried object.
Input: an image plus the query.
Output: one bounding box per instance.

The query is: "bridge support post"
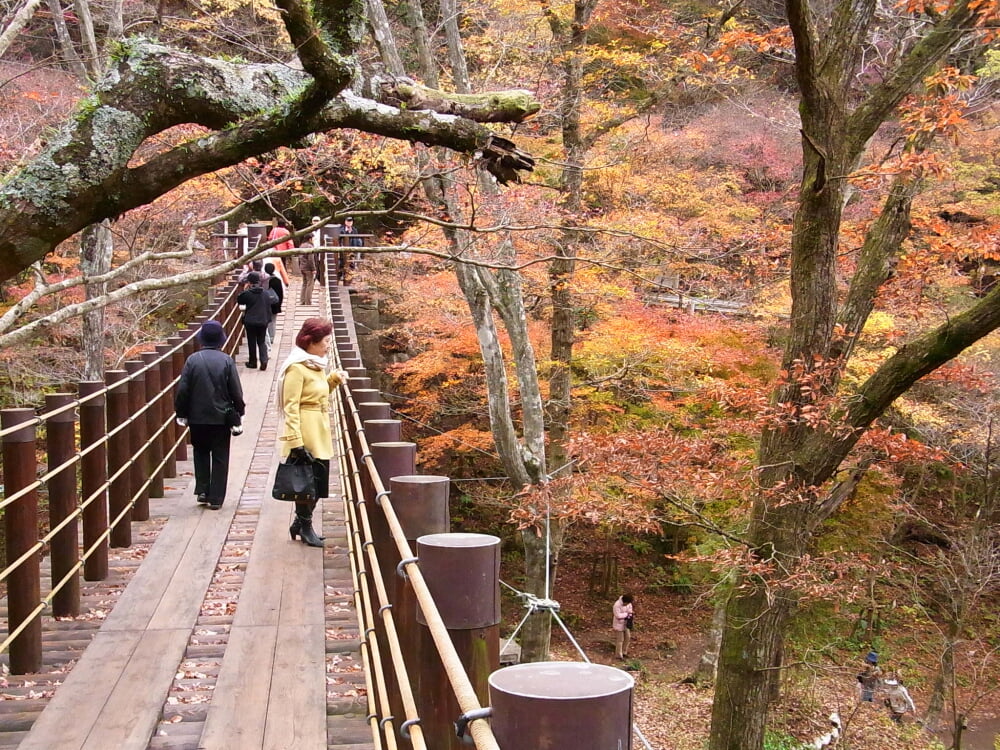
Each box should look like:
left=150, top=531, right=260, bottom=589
left=79, top=381, right=109, bottom=581
left=141, top=352, right=165, bottom=498
left=368, top=441, right=417, bottom=747
left=156, top=343, right=178, bottom=478
left=2, top=407, right=42, bottom=673
left=358, top=402, right=390, bottom=423
left=45, top=393, right=80, bottom=617
left=124, top=360, right=150, bottom=521
left=390, top=476, right=450, bottom=741
left=169, top=336, right=188, bottom=461
left=415, top=532, right=501, bottom=749
left=105, top=369, right=132, bottom=548
left=363, top=420, right=401, bottom=447
left=488, top=662, right=634, bottom=749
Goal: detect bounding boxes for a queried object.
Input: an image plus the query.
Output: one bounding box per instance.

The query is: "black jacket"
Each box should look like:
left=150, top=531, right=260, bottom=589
left=175, top=348, right=246, bottom=425
left=237, top=285, right=277, bottom=326
left=268, top=276, right=284, bottom=314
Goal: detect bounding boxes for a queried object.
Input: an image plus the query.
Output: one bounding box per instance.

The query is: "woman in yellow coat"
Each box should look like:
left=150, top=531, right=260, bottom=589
left=277, top=317, right=348, bottom=547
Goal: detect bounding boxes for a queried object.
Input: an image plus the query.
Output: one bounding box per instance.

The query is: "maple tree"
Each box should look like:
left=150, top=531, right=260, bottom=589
left=701, top=0, right=1000, bottom=744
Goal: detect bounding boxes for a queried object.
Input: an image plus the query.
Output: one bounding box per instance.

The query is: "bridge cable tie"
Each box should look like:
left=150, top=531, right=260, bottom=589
left=396, top=556, right=418, bottom=579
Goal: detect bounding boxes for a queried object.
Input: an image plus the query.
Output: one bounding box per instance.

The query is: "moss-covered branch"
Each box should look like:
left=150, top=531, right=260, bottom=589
left=0, top=40, right=539, bottom=282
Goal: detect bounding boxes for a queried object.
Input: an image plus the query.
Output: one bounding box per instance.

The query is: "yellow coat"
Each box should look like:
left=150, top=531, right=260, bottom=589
left=279, top=363, right=346, bottom=460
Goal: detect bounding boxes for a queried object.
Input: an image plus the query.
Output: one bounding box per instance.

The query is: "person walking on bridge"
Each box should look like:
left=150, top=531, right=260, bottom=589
left=277, top=318, right=349, bottom=547
left=174, top=321, right=245, bottom=510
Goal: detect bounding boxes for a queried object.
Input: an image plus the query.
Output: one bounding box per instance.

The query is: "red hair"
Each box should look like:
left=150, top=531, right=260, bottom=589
left=295, top=317, right=333, bottom=350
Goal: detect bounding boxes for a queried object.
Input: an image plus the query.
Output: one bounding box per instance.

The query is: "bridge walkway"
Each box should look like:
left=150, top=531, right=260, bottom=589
left=0, top=279, right=372, bottom=750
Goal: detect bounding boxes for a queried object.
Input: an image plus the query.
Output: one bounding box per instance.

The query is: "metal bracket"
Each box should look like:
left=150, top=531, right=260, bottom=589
left=374, top=490, right=390, bottom=506
left=455, top=707, right=492, bottom=739
left=400, top=718, right=421, bottom=739
left=396, top=556, right=418, bottom=579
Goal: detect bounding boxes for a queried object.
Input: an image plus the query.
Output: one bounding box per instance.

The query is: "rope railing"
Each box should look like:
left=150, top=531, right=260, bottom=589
left=328, top=268, right=638, bottom=749
left=326, top=278, right=501, bottom=749
left=336, top=410, right=426, bottom=750
left=341, top=394, right=500, bottom=750
left=0, top=275, right=243, bottom=673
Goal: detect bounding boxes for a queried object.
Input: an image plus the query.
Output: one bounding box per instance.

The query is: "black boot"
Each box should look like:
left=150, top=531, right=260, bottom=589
left=290, top=503, right=324, bottom=547
left=289, top=516, right=325, bottom=541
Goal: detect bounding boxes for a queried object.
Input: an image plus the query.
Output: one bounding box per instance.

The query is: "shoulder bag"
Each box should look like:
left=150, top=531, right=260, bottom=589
left=272, top=452, right=316, bottom=502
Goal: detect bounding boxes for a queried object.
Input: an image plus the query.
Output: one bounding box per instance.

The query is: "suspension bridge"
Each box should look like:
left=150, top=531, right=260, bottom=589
left=0, top=254, right=639, bottom=750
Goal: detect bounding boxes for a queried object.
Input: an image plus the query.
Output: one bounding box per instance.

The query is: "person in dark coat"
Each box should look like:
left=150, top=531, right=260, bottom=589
left=174, top=321, right=246, bottom=510
left=264, top=262, right=284, bottom=346
left=237, top=271, right=278, bottom=370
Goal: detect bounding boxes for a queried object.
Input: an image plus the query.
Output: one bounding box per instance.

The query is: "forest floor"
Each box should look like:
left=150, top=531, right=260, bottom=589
left=507, top=527, right=1000, bottom=750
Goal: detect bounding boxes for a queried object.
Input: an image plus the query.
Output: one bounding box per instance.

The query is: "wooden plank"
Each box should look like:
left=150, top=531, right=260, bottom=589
left=79, top=628, right=190, bottom=750
left=231, top=476, right=289, bottom=629
left=276, top=501, right=326, bottom=628
left=100, top=499, right=209, bottom=632
left=199, top=624, right=278, bottom=750
left=263, top=624, right=326, bottom=749
left=15, top=631, right=142, bottom=750
left=145, top=510, right=237, bottom=631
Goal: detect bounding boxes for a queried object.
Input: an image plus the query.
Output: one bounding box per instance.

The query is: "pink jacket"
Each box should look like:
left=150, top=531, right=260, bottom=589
left=612, top=598, right=633, bottom=632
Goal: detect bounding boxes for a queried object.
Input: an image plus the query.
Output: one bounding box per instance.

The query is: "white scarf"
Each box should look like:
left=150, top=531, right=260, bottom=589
left=276, top=346, right=328, bottom=406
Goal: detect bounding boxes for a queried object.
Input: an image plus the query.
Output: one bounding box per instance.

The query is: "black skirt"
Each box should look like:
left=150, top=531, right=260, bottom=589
left=313, top=458, right=330, bottom=499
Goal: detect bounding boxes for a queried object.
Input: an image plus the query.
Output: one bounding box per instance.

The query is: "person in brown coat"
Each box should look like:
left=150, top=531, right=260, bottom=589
left=298, top=239, right=317, bottom=305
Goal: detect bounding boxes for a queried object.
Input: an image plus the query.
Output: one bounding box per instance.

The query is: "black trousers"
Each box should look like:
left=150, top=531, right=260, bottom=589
left=244, top=323, right=268, bottom=367
left=189, top=424, right=231, bottom=504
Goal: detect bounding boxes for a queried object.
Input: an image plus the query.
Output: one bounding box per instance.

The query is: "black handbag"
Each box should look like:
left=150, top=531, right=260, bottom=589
left=272, top=454, right=316, bottom=502
left=625, top=614, right=634, bottom=630
left=221, top=404, right=241, bottom=429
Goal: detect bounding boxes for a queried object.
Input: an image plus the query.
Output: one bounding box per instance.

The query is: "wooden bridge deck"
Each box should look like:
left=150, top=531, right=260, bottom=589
left=0, top=284, right=373, bottom=750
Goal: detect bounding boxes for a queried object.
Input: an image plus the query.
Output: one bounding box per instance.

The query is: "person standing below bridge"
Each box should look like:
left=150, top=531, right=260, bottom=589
left=174, top=321, right=245, bottom=510
left=277, top=318, right=349, bottom=547
left=612, top=593, right=634, bottom=660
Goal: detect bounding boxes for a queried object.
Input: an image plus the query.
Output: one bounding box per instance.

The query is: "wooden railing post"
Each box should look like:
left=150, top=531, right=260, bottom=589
left=363, top=420, right=401, bottom=446
left=156, top=343, right=178, bottom=478
left=367, top=441, right=417, bottom=747
left=2, top=408, right=42, bottom=673
left=124, top=360, right=149, bottom=521
left=391, top=476, right=450, bottom=745
left=415, top=533, right=501, bottom=749
left=141, top=352, right=165, bottom=498
left=45, top=393, right=80, bottom=617
left=105, top=369, right=132, bottom=548
left=489, top=663, right=634, bottom=749
left=78, top=381, right=108, bottom=580
left=358, top=402, right=390, bottom=423
left=170, top=336, right=188, bottom=462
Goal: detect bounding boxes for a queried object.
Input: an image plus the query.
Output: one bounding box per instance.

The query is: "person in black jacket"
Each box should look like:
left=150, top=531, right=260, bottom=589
left=174, top=321, right=246, bottom=510
left=264, top=262, right=284, bottom=347
left=237, top=271, right=278, bottom=370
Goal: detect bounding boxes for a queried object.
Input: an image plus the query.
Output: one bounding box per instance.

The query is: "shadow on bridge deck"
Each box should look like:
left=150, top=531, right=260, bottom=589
left=0, top=281, right=372, bottom=750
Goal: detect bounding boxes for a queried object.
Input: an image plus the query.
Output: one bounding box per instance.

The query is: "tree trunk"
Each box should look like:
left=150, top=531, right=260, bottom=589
left=519, top=522, right=565, bottom=662
left=365, top=0, right=405, bottom=76
left=0, top=0, right=46, bottom=58
left=709, top=586, right=795, bottom=750
left=693, top=593, right=728, bottom=685
left=80, top=220, right=113, bottom=381
left=401, top=0, right=437, bottom=87
left=440, top=0, right=470, bottom=93
left=46, top=0, right=87, bottom=78
left=925, top=630, right=958, bottom=731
